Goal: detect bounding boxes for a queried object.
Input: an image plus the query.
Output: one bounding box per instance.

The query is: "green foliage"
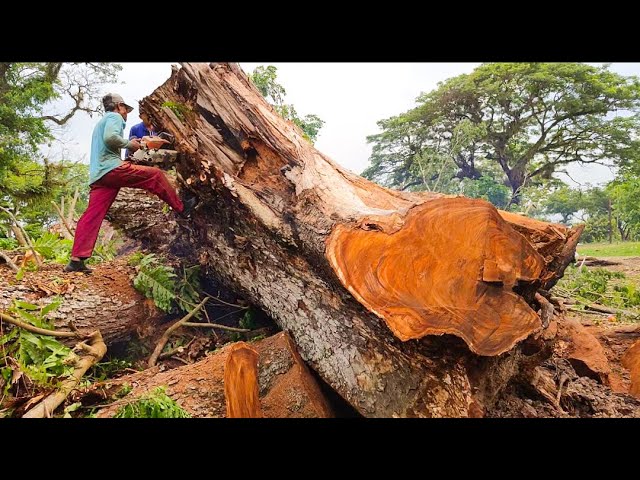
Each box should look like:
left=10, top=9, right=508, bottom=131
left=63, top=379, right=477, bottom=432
left=580, top=215, right=613, bottom=244
left=117, top=383, right=133, bottom=398
left=607, top=175, right=640, bottom=241
left=0, top=237, right=17, bottom=250
left=249, top=65, right=325, bottom=144
left=364, top=63, right=640, bottom=204
left=540, top=174, right=640, bottom=243
left=461, top=176, right=512, bottom=209
left=577, top=241, right=640, bottom=257
left=127, top=251, right=144, bottom=266
left=113, top=386, right=191, bottom=418
left=32, top=231, right=72, bottom=260
left=0, top=299, right=75, bottom=389
left=133, top=254, right=177, bottom=313
left=62, top=402, right=82, bottom=418
left=161, top=101, right=189, bottom=121
left=88, top=358, right=134, bottom=382
left=542, top=185, right=585, bottom=224
left=86, top=239, right=118, bottom=265
left=556, top=266, right=640, bottom=315
left=132, top=254, right=202, bottom=315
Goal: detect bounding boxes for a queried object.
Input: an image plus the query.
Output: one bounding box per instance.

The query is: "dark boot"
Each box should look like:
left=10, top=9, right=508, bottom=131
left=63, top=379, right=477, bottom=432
left=64, top=259, right=92, bottom=274
left=179, top=196, right=198, bottom=218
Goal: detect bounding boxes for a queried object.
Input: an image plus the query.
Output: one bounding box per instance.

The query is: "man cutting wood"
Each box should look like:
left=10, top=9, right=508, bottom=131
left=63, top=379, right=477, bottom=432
left=64, top=93, right=196, bottom=273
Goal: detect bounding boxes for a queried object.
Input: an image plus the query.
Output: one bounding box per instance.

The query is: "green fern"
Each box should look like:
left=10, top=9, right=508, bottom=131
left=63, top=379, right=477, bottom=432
left=132, top=254, right=202, bottom=315
left=127, top=251, right=144, bottom=266
left=176, top=265, right=202, bottom=317
left=134, top=269, right=177, bottom=313
left=114, top=386, right=191, bottom=418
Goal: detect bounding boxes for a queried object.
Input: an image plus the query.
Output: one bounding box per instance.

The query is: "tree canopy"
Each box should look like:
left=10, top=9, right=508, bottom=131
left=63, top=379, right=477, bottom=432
left=248, top=65, right=324, bottom=144
left=363, top=63, right=640, bottom=205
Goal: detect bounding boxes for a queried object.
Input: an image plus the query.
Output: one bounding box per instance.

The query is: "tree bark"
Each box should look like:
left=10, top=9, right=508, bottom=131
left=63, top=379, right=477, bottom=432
left=108, top=63, right=583, bottom=417
left=0, top=259, right=162, bottom=346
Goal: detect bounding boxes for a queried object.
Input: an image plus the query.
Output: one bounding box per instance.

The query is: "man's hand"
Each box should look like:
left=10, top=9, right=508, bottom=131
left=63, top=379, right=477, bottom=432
left=128, top=138, right=141, bottom=152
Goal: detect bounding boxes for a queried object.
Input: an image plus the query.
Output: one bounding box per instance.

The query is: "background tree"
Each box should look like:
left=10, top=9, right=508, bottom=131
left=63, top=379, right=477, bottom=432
left=607, top=175, right=640, bottom=241
left=0, top=63, right=120, bottom=244
left=542, top=184, right=585, bottom=224
left=364, top=63, right=640, bottom=205
left=249, top=65, right=325, bottom=144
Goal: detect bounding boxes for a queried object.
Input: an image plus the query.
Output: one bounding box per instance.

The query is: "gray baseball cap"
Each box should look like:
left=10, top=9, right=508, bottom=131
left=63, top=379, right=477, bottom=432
left=102, top=93, right=134, bottom=113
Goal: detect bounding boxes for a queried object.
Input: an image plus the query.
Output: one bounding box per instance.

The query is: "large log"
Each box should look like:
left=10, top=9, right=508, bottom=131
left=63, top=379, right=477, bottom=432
left=0, top=259, right=162, bottom=345
left=109, top=63, right=582, bottom=417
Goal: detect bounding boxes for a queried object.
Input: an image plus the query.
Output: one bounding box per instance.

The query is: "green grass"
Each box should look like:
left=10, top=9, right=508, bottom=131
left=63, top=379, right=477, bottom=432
left=577, top=241, right=640, bottom=257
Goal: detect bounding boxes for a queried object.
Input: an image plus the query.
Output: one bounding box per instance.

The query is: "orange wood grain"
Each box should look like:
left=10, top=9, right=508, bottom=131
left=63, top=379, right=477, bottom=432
left=326, top=197, right=546, bottom=356
left=224, top=343, right=263, bottom=418
left=622, top=339, right=640, bottom=398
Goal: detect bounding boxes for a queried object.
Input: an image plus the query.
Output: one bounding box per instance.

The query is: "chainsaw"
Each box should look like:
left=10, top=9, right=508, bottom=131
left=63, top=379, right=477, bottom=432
left=129, top=132, right=179, bottom=170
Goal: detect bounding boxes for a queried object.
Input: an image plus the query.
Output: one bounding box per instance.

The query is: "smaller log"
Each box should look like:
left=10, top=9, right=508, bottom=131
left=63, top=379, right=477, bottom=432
left=96, top=332, right=333, bottom=418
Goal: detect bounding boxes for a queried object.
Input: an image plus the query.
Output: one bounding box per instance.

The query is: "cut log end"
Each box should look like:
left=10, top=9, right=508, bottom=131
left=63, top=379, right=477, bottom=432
left=224, top=342, right=263, bottom=418
left=326, top=197, right=547, bottom=356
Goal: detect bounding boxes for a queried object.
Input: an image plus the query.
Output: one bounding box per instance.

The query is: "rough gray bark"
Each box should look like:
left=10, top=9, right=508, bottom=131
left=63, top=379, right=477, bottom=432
left=108, top=63, right=582, bottom=417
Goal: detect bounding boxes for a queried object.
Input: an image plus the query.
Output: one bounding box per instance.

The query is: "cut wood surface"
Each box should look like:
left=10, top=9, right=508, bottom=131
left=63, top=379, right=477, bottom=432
left=224, top=343, right=262, bottom=418
left=107, top=63, right=583, bottom=417
left=623, top=339, right=640, bottom=398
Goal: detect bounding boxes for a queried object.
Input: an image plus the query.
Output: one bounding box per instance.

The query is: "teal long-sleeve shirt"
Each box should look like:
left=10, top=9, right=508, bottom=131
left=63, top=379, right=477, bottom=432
left=89, top=112, right=136, bottom=185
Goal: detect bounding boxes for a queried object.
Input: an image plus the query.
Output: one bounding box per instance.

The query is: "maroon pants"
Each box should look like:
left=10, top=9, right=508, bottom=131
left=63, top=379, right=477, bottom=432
left=71, top=162, right=184, bottom=259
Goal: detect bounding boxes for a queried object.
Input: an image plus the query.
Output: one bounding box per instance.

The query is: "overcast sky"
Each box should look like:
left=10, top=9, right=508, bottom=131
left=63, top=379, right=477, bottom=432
left=58, top=62, right=640, bottom=187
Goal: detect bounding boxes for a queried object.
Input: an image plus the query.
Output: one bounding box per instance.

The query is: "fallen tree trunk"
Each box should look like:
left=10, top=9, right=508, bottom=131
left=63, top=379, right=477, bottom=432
left=109, top=63, right=582, bottom=417
left=0, top=259, right=162, bottom=345
left=96, top=332, right=334, bottom=418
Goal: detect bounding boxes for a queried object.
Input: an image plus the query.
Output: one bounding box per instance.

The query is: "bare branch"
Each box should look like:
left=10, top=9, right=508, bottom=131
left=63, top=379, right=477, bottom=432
left=148, top=298, right=209, bottom=367
left=0, top=311, right=79, bottom=338
left=0, top=205, right=42, bottom=268
left=0, top=251, right=18, bottom=272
